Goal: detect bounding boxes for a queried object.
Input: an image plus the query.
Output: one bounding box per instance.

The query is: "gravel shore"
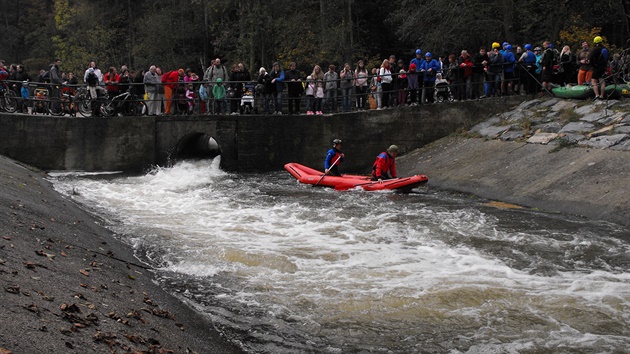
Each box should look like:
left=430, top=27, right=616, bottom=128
left=0, top=155, right=243, bottom=353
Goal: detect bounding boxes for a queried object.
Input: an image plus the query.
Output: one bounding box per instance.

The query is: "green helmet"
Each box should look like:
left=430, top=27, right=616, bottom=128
left=387, top=145, right=399, bottom=153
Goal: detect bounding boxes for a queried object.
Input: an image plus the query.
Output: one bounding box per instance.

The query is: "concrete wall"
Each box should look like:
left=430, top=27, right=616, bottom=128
left=0, top=97, right=523, bottom=173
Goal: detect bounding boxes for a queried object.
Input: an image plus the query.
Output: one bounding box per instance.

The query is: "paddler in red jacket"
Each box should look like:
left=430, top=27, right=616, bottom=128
left=372, top=145, right=399, bottom=182
left=324, top=138, right=344, bottom=176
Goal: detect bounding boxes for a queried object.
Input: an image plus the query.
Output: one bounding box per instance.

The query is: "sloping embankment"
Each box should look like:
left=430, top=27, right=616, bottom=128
left=397, top=136, right=630, bottom=227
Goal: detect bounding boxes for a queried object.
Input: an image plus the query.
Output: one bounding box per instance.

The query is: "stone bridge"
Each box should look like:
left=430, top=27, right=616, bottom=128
left=0, top=97, right=523, bottom=173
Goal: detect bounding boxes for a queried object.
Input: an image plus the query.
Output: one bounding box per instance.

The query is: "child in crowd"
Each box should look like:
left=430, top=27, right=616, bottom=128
left=21, top=81, right=30, bottom=113
left=212, top=78, right=227, bottom=114
left=305, top=75, right=315, bottom=115
left=186, top=83, right=195, bottom=114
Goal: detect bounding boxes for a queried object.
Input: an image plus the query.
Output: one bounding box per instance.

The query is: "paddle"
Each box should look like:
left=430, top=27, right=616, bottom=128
left=315, top=155, right=342, bottom=186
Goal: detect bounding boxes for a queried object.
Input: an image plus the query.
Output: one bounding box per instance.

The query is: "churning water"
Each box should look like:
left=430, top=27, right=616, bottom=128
left=50, top=159, right=630, bottom=353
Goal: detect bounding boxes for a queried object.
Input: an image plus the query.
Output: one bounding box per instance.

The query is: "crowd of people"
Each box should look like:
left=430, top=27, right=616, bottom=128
left=1, top=36, right=627, bottom=115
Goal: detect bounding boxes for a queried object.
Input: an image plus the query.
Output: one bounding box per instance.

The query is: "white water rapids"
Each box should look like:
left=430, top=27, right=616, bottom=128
left=50, top=159, right=630, bottom=353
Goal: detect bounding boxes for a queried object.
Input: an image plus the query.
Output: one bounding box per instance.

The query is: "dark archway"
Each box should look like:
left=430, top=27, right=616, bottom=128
left=174, top=133, right=221, bottom=160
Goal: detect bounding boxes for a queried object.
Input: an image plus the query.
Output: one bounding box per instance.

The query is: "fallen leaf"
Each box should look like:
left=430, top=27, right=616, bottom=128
left=59, top=303, right=82, bottom=313
left=25, top=304, right=39, bottom=313
left=79, top=269, right=90, bottom=276
left=0, top=348, right=13, bottom=354
left=2, top=236, right=11, bottom=240
left=5, top=285, right=20, bottom=294
left=60, top=251, right=68, bottom=257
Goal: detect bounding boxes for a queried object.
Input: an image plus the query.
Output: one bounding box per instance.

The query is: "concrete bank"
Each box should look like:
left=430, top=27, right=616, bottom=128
left=397, top=103, right=630, bottom=227
left=0, top=155, right=242, bottom=353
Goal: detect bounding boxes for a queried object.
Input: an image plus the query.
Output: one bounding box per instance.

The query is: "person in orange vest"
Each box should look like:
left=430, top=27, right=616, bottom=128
left=161, top=68, right=184, bottom=114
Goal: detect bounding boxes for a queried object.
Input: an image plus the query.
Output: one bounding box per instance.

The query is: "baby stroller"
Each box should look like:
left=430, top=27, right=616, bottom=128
left=435, top=78, right=454, bottom=103
left=240, top=82, right=255, bottom=114
left=33, top=87, right=49, bottom=114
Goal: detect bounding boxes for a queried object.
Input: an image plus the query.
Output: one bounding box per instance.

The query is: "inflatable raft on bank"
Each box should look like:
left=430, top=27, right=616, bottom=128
left=284, top=163, right=428, bottom=192
left=552, top=83, right=630, bottom=99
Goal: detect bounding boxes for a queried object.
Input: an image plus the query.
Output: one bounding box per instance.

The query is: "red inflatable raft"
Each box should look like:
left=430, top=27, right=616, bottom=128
left=284, top=163, right=428, bottom=192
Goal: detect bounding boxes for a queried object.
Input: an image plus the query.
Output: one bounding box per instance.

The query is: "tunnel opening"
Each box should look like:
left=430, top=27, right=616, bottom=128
left=174, top=133, right=221, bottom=161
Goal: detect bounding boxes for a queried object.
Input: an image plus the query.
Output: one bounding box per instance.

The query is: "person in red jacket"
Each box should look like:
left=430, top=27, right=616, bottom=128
left=161, top=68, right=184, bottom=114
left=103, top=66, right=120, bottom=98
left=371, top=145, right=399, bottom=182
left=458, top=50, right=474, bottom=100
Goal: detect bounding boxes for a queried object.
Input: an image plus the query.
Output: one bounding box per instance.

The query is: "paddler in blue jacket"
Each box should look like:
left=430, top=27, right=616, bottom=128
left=372, top=145, right=399, bottom=182
left=324, top=139, right=345, bottom=176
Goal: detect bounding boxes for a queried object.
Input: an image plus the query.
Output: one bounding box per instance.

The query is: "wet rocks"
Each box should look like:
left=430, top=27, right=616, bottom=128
left=469, top=97, right=630, bottom=151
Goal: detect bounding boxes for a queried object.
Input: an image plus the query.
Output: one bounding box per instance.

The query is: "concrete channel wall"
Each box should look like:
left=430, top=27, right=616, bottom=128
left=0, top=97, right=523, bottom=173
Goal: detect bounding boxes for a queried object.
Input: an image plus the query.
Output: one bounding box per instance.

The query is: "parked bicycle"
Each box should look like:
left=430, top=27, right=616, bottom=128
left=48, top=90, right=77, bottom=116
left=99, top=89, right=146, bottom=117
left=0, top=83, right=18, bottom=113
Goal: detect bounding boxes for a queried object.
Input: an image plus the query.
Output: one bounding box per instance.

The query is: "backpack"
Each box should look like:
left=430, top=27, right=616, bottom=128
left=86, top=72, right=98, bottom=87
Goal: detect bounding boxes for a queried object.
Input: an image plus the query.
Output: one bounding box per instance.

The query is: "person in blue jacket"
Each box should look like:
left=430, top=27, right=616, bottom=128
left=324, top=139, right=345, bottom=176
left=270, top=62, right=285, bottom=114
left=409, top=49, right=425, bottom=104
left=421, top=52, right=440, bottom=103
left=502, top=44, right=516, bottom=95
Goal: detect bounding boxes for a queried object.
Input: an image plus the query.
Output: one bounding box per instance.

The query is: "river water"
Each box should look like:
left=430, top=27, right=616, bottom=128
left=49, top=159, right=630, bottom=353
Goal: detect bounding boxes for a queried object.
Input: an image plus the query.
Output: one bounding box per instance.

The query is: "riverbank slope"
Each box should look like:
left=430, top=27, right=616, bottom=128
left=398, top=98, right=630, bottom=227
left=0, top=155, right=242, bottom=353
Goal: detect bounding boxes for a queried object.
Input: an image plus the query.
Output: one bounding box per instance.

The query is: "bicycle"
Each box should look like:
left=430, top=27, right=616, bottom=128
left=48, top=89, right=77, bottom=116
left=74, top=86, right=94, bottom=117
left=0, top=83, right=18, bottom=113
left=99, top=89, right=146, bottom=117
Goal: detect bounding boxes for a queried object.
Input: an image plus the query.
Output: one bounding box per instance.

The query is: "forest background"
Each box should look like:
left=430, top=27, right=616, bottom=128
left=1, top=0, right=629, bottom=78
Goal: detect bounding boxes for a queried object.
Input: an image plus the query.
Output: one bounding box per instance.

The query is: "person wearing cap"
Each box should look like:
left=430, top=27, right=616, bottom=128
left=589, top=36, right=609, bottom=100
left=501, top=44, right=516, bottom=96
left=486, top=42, right=504, bottom=97
left=518, top=44, right=538, bottom=94
left=407, top=62, right=419, bottom=105
left=410, top=49, right=425, bottom=104
left=420, top=52, right=440, bottom=103
left=372, top=145, right=399, bottom=182
left=324, top=139, right=345, bottom=176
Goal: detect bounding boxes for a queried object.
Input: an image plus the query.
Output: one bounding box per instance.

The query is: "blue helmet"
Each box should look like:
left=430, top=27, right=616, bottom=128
left=506, top=44, right=513, bottom=50
left=549, top=43, right=553, bottom=48
left=415, top=49, right=422, bottom=55
left=524, top=44, right=532, bottom=50
left=502, top=41, right=509, bottom=47
left=425, top=52, right=432, bottom=58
